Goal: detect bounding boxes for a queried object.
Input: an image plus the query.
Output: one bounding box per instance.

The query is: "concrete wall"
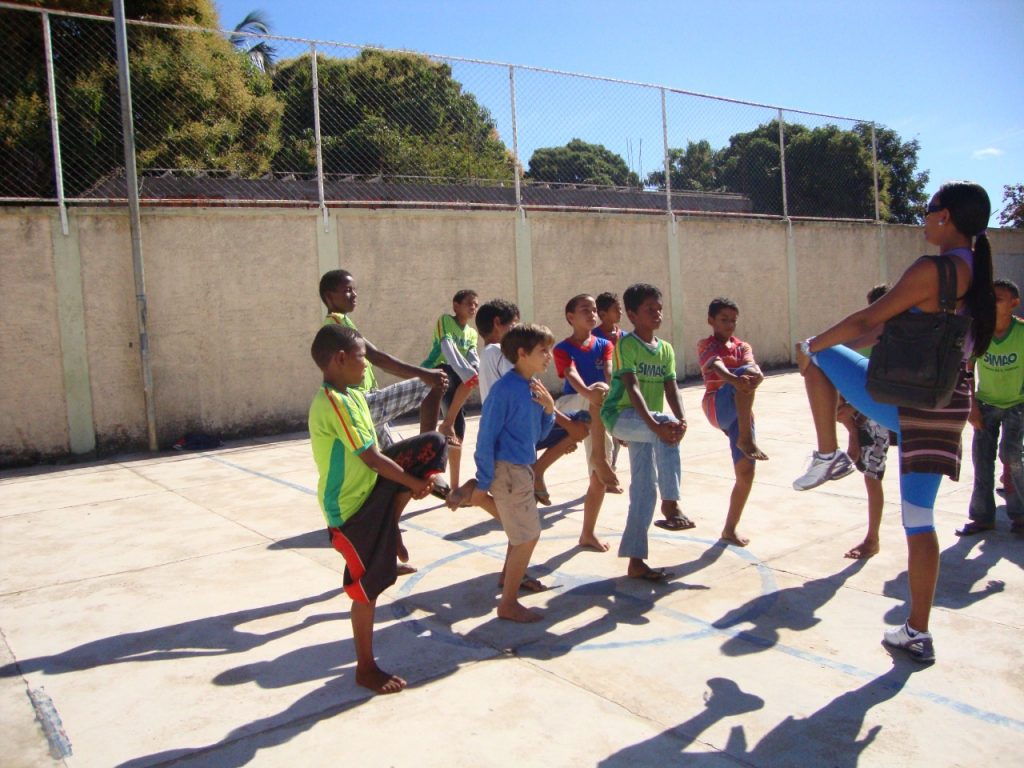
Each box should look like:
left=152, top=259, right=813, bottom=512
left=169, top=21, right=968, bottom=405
left=2, top=205, right=1023, bottom=465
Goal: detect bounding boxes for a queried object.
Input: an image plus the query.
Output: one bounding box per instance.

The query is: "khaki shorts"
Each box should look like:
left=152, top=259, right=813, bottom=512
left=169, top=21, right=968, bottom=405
left=555, top=392, right=612, bottom=472
left=492, top=461, right=541, bottom=545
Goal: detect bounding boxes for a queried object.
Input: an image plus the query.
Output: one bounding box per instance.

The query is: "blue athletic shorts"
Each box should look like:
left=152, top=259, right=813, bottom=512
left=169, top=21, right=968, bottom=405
left=536, top=409, right=590, bottom=450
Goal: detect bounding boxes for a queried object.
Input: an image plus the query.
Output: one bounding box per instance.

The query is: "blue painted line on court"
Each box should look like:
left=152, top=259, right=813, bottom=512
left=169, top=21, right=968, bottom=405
left=202, top=451, right=1024, bottom=734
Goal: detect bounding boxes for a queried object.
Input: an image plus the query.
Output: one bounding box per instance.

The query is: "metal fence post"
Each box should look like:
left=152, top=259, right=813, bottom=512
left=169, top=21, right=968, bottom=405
left=509, top=65, right=522, bottom=210
left=311, top=43, right=327, bottom=229
left=870, top=122, right=881, bottom=222
left=661, top=88, right=672, bottom=215
left=113, top=0, right=158, bottom=451
left=661, top=87, right=686, bottom=370
left=778, top=109, right=788, bottom=219
left=41, top=12, right=68, bottom=235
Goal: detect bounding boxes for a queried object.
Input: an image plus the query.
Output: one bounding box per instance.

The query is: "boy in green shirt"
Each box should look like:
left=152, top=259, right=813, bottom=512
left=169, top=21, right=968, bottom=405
left=601, top=283, right=688, bottom=581
left=309, top=324, right=447, bottom=694
left=959, top=279, right=1024, bottom=534
left=422, top=289, right=481, bottom=491
left=320, top=270, right=448, bottom=452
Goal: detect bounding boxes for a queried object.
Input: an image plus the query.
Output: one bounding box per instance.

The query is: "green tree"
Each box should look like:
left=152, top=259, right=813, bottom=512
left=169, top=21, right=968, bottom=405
left=853, top=123, right=929, bottom=224
left=526, top=138, right=639, bottom=187
left=715, top=121, right=793, bottom=215
left=271, top=49, right=513, bottom=181
left=786, top=124, right=879, bottom=218
left=1, top=0, right=282, bottom=198
left=647, top=140, right=719, bottom=191
left=711, top=120, right=888, bottom=218
left=999, top=184, right=1024, bottom=228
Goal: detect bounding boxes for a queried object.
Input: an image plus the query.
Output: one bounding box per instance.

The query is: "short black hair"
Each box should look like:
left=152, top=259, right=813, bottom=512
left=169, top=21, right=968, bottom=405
left=475, top=299, right=520, bottom=336
left=623, top=283, right=662, bottom=313
left=867, top=284, right=889, bottom=304
left=318, top=269, right=353, bottom=304
left=994, top=278, right=1020, bottom=300
left=565, top=293, right=594, bottom=316
left=500, top=323, right=554, bottom=364
left=707, top=297, right=738, bottom=317
left=596, top=292, right=619, bottom=313
left=311, top=324, right=362, bottom=370
left=453, top=289, right=478, bottom=304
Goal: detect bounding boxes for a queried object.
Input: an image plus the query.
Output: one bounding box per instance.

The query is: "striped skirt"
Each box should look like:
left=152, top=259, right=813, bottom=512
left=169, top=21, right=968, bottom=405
left=897, top=366, right=972, bottom=480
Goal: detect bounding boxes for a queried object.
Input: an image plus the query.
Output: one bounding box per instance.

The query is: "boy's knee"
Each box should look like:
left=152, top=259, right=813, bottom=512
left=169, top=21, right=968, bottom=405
left=735, top=460, right=755, bottom=479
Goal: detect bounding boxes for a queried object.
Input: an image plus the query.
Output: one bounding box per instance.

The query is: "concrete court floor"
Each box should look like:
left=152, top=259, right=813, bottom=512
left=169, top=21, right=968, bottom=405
left=1, top=371, right=1022, bottom=768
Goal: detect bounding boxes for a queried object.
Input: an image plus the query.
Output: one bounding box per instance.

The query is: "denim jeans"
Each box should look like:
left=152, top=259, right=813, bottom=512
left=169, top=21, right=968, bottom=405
left=968, top=402, right=1024, bottom=522
left=610, top=408, right=683, bottom=559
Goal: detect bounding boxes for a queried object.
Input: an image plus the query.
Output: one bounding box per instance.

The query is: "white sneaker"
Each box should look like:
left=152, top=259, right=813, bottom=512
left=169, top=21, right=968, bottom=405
left=792, top=451, right=855, bottom=491
left=883, top=622, right=935, bottom=663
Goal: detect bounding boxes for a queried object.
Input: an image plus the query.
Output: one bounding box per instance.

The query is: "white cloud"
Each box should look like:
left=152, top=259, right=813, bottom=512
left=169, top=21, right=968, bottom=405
left=972, top=147, right=1004, bottom=159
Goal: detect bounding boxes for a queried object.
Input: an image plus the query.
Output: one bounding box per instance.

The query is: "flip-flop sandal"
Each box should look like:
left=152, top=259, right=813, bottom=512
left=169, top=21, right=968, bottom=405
left=429, top=477, right=451, bottom=500
left=498, top=576, right=547, bottom=593
left=630, top=567, right=671, bottom=582
left=396, top=564, right=418, bottom=576
left=519, top=576, right=547, bottom=593
left=653, top=515, right=696, bottom=531
left=955, top=521, right=994, bottom=536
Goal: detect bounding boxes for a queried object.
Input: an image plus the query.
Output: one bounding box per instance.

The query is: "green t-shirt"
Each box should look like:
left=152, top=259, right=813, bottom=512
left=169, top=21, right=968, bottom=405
left=421, top=314, right=479, bottom=369
left=324, top=313, right=377, bottom=392
left=976, top=319, right=1024, bottom=408
left=309, top=383, right=378, bottom=527
left=601, top=334, right=677, bottom=428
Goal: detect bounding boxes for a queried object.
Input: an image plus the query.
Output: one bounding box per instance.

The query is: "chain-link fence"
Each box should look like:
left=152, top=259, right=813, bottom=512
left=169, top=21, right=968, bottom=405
left=2, top=3, right=909, bottom=221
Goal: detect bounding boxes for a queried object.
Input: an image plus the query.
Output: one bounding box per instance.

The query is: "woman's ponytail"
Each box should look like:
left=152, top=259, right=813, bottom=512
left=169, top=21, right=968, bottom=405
left=935, top=181, right=995, bottom=355
left=969, top=231, right=995, bottom=354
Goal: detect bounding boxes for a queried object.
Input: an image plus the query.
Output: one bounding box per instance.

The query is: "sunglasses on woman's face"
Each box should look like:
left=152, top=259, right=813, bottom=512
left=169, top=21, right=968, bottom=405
left=925, top=201, right=944, bottom=215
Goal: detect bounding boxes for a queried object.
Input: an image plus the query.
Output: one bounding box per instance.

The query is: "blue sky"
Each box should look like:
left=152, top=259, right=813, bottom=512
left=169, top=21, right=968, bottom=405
left=214, top=0, right=1024, bottom=225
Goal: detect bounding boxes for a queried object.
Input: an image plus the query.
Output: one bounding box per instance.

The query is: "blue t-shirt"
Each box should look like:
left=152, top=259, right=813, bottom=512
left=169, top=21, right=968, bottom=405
left=553, top=335, right=613, bottom=395
left=473, top=370, right=555, bottom=492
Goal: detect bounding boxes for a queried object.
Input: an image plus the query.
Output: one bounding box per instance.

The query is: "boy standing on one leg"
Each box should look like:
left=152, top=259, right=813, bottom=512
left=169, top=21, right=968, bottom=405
left=309, top=324, right=447, bottom=693
left=320, top=270, right=448, bottom=451
left=697, top=297, right=767, bottom=547
left=601, top=283, right=687, bottom=581
left=475, top=324, right=559, bottom=622
left=553, top=293, right=623, bottom=551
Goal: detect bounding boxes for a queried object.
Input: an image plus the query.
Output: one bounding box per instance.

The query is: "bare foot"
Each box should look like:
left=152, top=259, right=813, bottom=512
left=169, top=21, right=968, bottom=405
left=396, top=563, right=418, bottom=576
left=737, top=439, right=769, bottom=461
left=446, top=481, right=473, bottom=511
left=356, top=664, right=407, bottom=694
left=844, top=540, right=879, bottom=559
left=578, top=534, right=610, bottom=552
left=595, top=462, right=623, bottom=493
left=720, top=529, right=750, bottom=547
left=534, top=485, right=551, bottom=506
left=497, top=601, right=543, bottom=623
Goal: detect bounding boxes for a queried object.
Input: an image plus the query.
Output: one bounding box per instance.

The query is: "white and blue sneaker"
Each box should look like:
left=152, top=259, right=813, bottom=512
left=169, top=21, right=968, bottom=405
left=792, top=450, right=855, bottom=491
left=883, top=622, right=935, bottom=663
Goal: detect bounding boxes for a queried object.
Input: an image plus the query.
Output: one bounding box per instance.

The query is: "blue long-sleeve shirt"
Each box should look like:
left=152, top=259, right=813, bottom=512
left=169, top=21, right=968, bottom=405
left=474, top=370, right=555, bottom=492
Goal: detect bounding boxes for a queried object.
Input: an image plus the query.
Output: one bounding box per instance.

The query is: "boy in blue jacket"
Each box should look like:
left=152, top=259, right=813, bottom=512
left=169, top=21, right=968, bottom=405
left=475, top=324, right=557, bottom=623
